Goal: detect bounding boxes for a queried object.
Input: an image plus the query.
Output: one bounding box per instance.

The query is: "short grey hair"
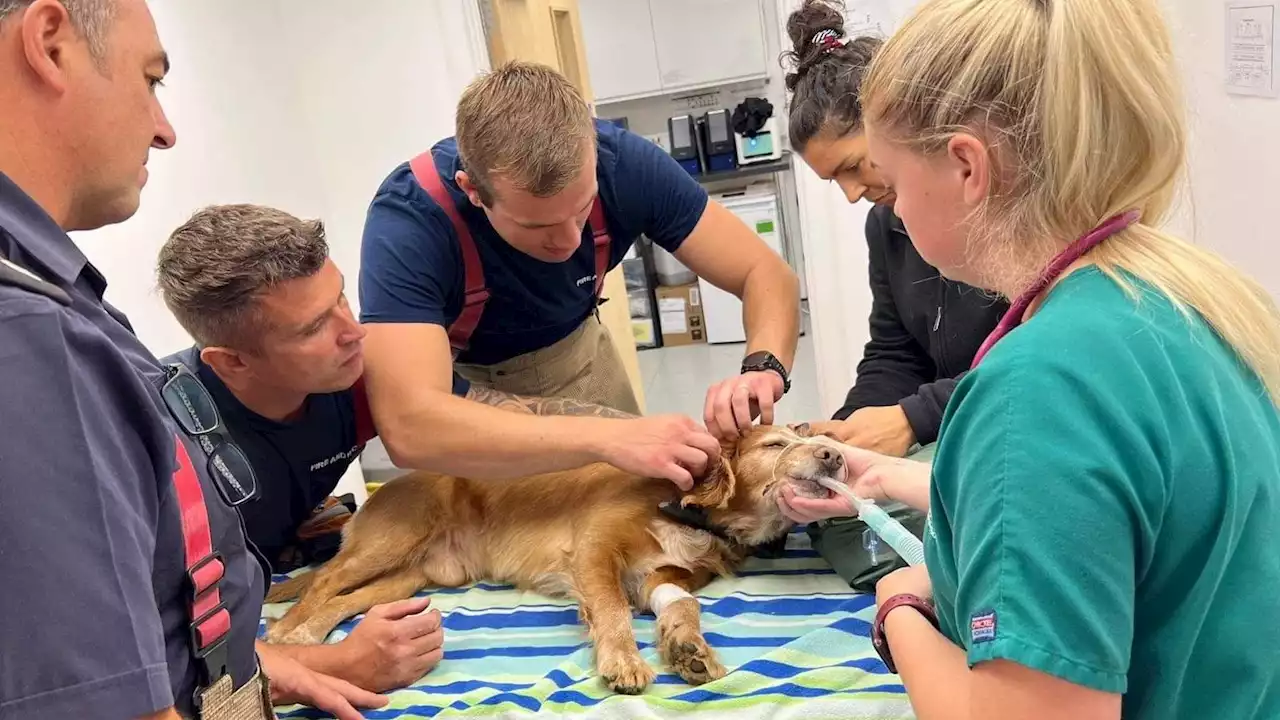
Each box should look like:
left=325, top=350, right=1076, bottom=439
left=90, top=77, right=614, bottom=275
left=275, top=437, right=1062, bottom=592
left=157, top=204, right=330, bottom=349
left=0, top=0, right=115, bottom=59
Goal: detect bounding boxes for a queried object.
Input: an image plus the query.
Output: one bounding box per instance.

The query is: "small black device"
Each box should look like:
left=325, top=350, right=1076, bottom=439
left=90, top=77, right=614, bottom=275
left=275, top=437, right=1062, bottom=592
left=741, top=350, right=790, bottom=394
left=667, top=114, right=701, bottom=176
left=702, top=109, right=737, bottom=173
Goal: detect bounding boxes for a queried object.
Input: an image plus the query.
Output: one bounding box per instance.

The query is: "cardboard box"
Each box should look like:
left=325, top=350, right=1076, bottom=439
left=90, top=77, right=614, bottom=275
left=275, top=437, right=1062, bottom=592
left=655, top=282, right=706, bottom=347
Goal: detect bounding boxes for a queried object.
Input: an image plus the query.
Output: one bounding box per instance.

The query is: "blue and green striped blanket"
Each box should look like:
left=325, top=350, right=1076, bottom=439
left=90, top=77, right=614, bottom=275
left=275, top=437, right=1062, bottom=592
left=262, top=529, right=913, bottom=719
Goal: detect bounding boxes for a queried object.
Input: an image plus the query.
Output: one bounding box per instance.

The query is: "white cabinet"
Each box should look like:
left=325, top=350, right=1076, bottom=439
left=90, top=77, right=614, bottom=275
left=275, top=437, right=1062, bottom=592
left=580, top=0, right=768, bottom=103
left=579, top=0, right=664, bottom=101
left=648, top=0, right=767, bottom=90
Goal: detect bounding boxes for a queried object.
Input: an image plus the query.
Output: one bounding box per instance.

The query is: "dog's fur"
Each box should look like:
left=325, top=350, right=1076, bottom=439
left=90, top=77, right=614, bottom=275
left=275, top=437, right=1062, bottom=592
left=265, top=424, right=845, bottom=693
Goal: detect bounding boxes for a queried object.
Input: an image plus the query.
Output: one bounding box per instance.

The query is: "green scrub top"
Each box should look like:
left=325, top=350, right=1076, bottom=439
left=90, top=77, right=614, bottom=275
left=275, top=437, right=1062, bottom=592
left=927, top=267, right=1280, bottom=719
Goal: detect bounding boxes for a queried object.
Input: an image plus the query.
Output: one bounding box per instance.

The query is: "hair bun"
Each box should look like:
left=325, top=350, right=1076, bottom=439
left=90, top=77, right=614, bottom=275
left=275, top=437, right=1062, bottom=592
left=783, top=0, right=849, bottom=90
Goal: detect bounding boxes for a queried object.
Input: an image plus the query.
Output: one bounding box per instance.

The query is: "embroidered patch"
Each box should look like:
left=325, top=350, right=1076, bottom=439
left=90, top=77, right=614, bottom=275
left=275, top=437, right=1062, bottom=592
left=970, top=610, right=997, bottom=644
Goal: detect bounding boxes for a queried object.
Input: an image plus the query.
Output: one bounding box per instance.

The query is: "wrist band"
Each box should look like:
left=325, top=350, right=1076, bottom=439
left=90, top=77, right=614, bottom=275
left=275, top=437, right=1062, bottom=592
left=872, top=593, right=939, bottom=673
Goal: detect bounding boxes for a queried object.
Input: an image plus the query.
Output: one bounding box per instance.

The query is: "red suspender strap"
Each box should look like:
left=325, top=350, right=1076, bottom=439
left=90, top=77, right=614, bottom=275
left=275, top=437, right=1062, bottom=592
left=173, top=433, right=232, bottom=686
left=587, top=198, right=611, bottom=299
left=408, top=152, right=489, bottom=357
left=351, top=376, right=377, bottom=445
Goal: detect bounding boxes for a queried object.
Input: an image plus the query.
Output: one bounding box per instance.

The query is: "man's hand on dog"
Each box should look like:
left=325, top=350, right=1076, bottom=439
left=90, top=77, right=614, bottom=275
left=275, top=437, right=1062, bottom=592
left=594, top=414, right=722, bottom=490
left=259, top=641, right=388, bottom=720
left=338, top=596, right=445, bottom=693
left=704, top=370, right=786, bottom=441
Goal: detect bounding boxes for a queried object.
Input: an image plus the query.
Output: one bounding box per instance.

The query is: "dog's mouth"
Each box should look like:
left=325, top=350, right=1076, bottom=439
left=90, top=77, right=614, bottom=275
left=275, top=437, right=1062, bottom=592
left=783, top=462, right=848, bottom=500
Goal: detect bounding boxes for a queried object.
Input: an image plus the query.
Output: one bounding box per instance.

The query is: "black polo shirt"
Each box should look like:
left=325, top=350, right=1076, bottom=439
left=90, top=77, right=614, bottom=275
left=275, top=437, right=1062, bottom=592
left=0, top=172, right=263, bottom=718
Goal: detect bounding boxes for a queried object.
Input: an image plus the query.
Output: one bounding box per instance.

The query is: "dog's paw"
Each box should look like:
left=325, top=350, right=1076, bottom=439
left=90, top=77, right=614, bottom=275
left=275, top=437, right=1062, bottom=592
left=262, top=619, right=290, bottom=645
left=666, top=636, right=726, bottom=685
left=598, top=651, right=656, bottom=695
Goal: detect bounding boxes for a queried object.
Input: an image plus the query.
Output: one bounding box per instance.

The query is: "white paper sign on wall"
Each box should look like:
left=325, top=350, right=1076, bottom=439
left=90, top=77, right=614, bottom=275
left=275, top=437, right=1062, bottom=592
left=1226, top=0, right=1279, bottom=98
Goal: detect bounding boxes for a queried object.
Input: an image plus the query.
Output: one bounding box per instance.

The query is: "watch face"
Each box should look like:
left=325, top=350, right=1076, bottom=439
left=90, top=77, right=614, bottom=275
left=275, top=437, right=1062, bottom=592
left=742, top=351, right=771, bottom=366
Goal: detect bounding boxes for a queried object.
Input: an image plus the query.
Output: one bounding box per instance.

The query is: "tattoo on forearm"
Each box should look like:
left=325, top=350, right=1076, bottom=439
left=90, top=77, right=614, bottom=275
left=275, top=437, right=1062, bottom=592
left=466, top=386, right=636, bottom=419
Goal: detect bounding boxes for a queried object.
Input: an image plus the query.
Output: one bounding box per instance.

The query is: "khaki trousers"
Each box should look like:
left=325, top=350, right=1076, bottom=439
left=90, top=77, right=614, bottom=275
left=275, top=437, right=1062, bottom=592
left=455, top=317, right=640, bottom=414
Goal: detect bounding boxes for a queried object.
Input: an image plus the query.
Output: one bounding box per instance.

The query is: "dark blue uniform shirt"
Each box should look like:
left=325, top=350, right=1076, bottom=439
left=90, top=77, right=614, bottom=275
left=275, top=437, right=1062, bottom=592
left=359, top=120, right=709, bottom=385
left=161, top=346, right=366, bottom=573
left=0, top=173, right=263, bottom=718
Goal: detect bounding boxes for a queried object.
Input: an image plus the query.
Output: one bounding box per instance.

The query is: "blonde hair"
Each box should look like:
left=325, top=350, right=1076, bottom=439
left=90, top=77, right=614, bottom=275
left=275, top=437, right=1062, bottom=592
left=455, top=61, right=595, bottom=206
left=862, top=0, right=1280, bottom=403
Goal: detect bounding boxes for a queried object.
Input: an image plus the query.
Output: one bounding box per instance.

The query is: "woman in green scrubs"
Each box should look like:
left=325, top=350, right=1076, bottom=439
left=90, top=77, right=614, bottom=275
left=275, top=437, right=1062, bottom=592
left=780, top=0, right=1280, bottom=718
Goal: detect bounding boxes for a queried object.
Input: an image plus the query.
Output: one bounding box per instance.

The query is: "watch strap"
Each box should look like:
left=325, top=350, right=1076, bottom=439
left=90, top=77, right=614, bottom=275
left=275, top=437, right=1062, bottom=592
left=741, top=351, right=790, bottom=394
left=872, top=593, right=938, bottom=674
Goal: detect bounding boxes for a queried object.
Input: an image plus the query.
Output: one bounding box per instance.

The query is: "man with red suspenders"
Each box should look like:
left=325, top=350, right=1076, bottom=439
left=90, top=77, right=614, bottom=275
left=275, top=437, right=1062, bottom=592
left=0, top=2, right=394, bottom=718
left=359, top=62, right=803, bottom=488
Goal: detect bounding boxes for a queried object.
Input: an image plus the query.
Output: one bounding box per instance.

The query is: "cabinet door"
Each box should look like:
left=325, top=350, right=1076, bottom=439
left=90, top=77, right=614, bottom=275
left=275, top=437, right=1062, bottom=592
left=578, top=0, right=664, bottom=101
left=648, top=0, right=767, bottom=90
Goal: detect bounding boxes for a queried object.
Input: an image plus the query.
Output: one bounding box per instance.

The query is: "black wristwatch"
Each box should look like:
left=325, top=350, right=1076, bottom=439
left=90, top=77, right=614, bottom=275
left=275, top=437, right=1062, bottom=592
left=741, top=351, right=790, bottom=394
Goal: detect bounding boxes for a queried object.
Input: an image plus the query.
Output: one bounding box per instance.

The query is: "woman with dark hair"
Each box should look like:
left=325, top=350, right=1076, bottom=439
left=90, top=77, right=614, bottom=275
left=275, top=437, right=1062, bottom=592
left=786, top=0, right=1007, bottom=457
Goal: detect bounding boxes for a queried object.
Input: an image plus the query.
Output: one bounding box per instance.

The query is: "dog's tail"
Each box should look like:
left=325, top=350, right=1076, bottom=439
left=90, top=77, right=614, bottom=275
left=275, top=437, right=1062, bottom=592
left=265, top=571, right=316, bottom=604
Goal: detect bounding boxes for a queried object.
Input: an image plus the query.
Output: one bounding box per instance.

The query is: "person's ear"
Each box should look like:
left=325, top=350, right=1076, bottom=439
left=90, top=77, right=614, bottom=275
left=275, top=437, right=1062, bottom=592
left=20, top=0, right=83, bottom=93
left=455, top=172, right=486, bottom=208
left=946, top=133, right=991, bottom=209
left=681, top=445, right=738, bottom=509
left=199, top=346, right=250, bottom=384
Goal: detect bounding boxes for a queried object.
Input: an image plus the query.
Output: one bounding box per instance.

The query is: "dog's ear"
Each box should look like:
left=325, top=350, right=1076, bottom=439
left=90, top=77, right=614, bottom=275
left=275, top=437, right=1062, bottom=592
left=787, top=422, right=813, bottom=437
left=681, top=446, right=738, bottom=509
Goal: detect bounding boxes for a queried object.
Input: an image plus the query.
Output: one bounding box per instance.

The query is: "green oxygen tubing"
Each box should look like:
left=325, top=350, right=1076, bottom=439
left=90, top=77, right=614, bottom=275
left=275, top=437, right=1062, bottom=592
left=815, top=476, right=927, bottom=567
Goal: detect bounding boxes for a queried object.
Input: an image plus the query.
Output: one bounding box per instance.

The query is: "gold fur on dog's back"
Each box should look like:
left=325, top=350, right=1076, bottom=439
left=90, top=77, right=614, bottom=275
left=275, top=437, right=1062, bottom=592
left=335, top=462, right=681, bottom=592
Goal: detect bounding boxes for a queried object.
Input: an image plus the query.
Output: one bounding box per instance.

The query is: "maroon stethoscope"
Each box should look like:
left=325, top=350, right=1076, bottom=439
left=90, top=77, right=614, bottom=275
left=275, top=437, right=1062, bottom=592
left=970, top=209, right=1141, bottom=368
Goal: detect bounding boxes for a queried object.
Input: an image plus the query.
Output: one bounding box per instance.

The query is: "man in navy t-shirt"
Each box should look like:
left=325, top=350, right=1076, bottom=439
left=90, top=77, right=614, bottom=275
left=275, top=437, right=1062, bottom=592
left=157, top=204, right=444, bottom=693
left=359, top=61, right=802, bottom=488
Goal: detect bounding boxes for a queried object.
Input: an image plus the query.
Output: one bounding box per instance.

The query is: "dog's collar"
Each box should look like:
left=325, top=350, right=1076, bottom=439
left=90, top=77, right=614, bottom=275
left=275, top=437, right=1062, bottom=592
left=658, top=501, right=735, bottom=543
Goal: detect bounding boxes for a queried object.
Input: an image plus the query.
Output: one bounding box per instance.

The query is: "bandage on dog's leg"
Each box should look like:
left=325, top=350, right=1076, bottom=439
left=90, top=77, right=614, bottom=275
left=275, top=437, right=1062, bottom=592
left=649, top=583, right=693, bottom=614
left=644, top=570, right=726, bottom=686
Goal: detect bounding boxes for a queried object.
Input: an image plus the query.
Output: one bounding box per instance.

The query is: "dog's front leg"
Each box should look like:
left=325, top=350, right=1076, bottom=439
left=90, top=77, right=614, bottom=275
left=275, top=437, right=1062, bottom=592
left=643, top=567, right=725, bottom=686
left=571, top=546, right=655, bottom=694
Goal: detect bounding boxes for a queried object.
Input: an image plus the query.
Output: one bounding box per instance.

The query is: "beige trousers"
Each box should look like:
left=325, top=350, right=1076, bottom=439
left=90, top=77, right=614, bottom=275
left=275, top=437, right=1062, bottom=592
left=455, top=317, right=640, bottom=414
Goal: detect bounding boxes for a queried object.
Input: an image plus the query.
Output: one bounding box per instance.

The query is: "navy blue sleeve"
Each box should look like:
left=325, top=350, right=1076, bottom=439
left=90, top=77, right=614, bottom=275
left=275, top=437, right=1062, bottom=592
left=0, top=303, right=173, bottom=717
left=358, top=184, right=460, bottom=327
left=609, top=129, right=709, bottom=253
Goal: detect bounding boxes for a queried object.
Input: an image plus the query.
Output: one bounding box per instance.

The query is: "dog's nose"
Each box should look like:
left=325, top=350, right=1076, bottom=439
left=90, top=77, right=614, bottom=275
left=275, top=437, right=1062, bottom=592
left=815, top=447, right=844, bottom=467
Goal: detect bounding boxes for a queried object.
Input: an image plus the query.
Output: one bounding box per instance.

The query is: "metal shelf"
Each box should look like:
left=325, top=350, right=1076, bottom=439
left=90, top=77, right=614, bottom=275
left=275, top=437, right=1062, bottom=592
left=694, top=153, right=792, bottom=186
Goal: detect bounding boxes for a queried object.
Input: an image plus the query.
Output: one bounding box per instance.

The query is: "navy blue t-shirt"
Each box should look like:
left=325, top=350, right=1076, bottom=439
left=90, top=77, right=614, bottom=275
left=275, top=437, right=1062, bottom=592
left=0, top=172, right=263, bottom=718
left=359, top=119, right=709, bottom=371
left=161, top=347, right=368, bottom=573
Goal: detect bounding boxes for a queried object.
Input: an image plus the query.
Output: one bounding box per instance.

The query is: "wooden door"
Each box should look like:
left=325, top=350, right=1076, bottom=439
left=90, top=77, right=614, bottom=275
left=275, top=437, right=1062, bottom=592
left=479, top=0, right=648, bottom=411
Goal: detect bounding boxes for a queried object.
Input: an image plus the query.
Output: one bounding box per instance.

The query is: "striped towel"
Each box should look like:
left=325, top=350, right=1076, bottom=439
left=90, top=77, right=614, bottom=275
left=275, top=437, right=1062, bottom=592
left=262, top=530, right=914, bottom=719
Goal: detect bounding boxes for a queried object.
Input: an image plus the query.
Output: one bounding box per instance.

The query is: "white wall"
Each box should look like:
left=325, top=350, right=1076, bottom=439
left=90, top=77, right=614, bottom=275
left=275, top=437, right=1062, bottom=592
left=73, top=0, right=326, bottom=355
left=277, top=0, right=489, bottom=310
left=72, top=0, right=489, bottom=356
left=1161, top=0, right=1280, bottom=300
